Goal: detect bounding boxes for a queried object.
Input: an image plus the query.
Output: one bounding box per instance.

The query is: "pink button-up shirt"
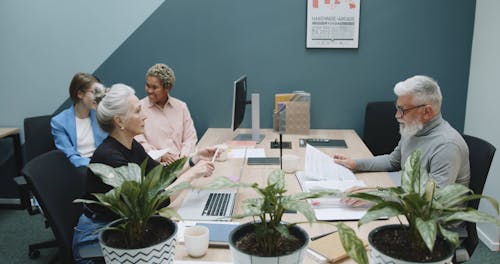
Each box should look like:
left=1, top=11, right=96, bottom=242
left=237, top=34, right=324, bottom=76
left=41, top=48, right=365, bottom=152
left=135, top=96, right=198, bottom=157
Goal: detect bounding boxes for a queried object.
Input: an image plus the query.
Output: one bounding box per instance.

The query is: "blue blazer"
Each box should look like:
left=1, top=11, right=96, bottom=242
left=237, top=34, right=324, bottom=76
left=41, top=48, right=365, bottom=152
left=51, top=106, right=108, bottom=167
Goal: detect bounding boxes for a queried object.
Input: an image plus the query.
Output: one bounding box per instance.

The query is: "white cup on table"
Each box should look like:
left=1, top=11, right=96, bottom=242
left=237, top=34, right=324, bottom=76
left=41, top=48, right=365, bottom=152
left=282, top=154, right=300, bottom=173
left=215, top=144, right=228, bottom=162
left=184, top=225, right=209, bottom=257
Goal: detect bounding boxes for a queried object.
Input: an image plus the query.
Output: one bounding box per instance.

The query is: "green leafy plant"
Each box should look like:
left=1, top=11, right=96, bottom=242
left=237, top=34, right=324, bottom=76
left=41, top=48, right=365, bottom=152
left=203, top=169, right=366, bottom=263
left=75, top=158, right=189, bottom=248
left=341, top=150, right=500, bottom=263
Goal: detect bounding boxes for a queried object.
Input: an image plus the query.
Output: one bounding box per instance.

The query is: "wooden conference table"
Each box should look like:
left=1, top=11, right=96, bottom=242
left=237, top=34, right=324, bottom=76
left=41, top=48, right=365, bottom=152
left=171, top=128, right=397, bottom=263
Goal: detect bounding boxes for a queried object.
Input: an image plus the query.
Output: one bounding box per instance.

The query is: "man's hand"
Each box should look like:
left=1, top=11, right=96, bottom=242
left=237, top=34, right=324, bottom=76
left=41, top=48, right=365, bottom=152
left=332, top=153, right=356, bottom=170
left=341, top=186, right=372, bottom=207
left=161, top=153, right=179, bottom=165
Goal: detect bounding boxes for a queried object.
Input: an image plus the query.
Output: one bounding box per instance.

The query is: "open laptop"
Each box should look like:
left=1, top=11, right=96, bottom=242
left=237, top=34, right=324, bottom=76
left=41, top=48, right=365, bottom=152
left=177, top=189, right=237, bottom=221
left=178, top=148, right=249, bottom=221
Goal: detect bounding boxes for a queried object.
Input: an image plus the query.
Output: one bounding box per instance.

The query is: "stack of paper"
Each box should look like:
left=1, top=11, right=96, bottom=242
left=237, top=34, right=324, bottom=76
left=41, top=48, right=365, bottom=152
left=296, top=145, right=370, bottom=221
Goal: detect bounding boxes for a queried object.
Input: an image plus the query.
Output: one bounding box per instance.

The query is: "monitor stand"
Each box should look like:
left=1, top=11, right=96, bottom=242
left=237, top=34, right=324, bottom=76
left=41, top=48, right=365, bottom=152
left=234, top=93, right=265, bottom=143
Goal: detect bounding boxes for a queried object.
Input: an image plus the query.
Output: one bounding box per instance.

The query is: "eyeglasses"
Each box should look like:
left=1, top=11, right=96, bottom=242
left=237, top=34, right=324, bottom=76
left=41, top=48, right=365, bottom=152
left=395, top=103, right=426, bottom=117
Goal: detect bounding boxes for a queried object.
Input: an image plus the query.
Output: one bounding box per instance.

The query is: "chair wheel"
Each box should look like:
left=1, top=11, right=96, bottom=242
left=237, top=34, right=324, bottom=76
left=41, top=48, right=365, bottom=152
left=29, top=249, right=40, bottom=259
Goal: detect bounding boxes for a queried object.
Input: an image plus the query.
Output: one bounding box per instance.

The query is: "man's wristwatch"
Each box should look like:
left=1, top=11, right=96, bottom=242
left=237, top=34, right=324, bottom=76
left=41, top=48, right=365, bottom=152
left=189, top=157, right=196, bottom=167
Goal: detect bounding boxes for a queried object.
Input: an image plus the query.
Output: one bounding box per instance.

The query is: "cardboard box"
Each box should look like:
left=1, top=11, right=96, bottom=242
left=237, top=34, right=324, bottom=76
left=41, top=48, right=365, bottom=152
left=273, top=92, right=310, bottom=134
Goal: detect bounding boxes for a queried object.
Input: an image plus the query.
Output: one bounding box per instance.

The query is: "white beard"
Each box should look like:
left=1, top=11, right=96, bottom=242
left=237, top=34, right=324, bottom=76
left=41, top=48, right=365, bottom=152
left=399, top=120, right=423, bottom=139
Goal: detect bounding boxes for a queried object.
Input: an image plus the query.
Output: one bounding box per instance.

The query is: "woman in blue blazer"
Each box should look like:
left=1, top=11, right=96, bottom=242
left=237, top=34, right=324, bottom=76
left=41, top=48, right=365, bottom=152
left=51, top=73, right=108, bottom=167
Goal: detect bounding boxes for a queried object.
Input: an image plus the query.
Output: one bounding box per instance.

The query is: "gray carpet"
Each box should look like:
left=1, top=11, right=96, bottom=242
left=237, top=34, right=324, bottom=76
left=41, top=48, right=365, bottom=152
left=0, top=210, right=57, bottom=264
left=0, top=209, right=499, bottom=263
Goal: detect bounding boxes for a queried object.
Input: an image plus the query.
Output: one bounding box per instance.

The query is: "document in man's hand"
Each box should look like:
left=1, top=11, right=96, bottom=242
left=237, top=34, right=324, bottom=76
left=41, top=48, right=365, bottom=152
left=304, top=145, right=356, bottom=181
left=296, top=145, right=370, bottom=221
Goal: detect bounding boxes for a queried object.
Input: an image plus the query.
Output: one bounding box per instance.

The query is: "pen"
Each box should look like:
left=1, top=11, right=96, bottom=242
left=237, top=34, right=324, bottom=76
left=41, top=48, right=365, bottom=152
left=310, top=230, right=337, bottom=241
left=211, top=147, right=220, bottom=163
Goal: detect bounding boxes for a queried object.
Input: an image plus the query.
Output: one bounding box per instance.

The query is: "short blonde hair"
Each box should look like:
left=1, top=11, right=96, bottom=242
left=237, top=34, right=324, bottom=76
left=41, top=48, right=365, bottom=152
left=146, top=63, right=176, bottom=89
left=96, top=84, right=135, bottom=133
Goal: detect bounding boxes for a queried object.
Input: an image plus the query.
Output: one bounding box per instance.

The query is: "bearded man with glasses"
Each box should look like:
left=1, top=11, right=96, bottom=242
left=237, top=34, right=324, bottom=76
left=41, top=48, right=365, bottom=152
left=334, top=76, right=470, bottom=204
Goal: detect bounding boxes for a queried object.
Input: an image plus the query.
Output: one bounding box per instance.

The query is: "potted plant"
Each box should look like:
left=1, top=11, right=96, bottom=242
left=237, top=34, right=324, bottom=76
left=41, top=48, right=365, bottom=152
left=338, top=150, right=500, bottom=264
left=76, top=157, right=189, bottom=263
left=203, top=169, right=364, bottom=264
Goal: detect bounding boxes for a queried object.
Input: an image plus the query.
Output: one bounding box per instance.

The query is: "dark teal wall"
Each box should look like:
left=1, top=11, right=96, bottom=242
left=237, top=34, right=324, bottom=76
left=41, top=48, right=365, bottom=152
left=94, top=0, right=476, bottom=138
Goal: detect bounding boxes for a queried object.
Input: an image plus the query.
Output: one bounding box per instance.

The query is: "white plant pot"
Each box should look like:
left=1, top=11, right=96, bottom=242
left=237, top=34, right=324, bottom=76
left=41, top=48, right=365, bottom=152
left=99, top=216, right=177, bottom=264
left=229, top=222, right=309, bottom=264
left=368, top=225, right=453, bottom=264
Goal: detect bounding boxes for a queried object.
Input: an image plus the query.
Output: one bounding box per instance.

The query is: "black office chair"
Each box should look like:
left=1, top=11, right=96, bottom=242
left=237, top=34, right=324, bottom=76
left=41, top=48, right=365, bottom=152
left=19, top=115, right=58, bottom=258
left=363, top=101, right=400, bottom=156
left=24, top=115, right=56, bottom=163
left=454, top=134, right=496, bottom=262
left=22, top=150, right=86, bottom=263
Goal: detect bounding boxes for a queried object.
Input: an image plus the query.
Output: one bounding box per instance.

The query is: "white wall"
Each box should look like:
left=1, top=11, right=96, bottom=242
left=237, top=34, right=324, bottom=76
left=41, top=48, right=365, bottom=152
left=0, top=0, right=164, bottom=138
left=465, top=0, right=500, bottom=251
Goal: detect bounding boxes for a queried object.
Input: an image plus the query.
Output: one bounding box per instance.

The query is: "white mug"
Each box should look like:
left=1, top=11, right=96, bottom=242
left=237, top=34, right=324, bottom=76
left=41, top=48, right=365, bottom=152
left=282, top=154, right=300, bottom=173
left=216, top=144, right=228, bottom=162
left=184, top=225, right=209, bottom=257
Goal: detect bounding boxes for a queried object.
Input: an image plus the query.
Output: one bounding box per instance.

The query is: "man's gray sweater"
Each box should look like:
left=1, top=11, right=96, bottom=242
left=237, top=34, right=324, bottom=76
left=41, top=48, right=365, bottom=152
left=356, top=114, right=470, bottom=187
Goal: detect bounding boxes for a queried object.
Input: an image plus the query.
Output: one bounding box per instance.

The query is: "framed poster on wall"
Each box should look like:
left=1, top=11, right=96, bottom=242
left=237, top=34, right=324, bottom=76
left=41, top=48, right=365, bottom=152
left=306, top=0, right=360, bottom=48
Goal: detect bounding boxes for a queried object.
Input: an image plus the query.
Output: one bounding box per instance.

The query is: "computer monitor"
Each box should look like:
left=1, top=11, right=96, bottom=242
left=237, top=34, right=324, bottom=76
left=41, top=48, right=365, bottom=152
left=231, top=75, right=248, bottom=131
left=231, top=75, right=265, bottom=143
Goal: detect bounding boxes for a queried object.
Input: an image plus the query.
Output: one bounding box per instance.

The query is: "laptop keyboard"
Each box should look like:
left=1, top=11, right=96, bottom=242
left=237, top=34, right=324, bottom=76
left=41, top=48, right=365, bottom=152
left=202, top=192, right=231, bottom=216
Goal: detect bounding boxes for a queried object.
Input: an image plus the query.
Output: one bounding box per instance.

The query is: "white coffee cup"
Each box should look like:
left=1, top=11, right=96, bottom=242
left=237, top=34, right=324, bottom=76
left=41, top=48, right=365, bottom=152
left=282, top=154, right=300, bottom=173
left=216, top=148, right=228, bottom=162
left=184, top=225, right=209, bottom=257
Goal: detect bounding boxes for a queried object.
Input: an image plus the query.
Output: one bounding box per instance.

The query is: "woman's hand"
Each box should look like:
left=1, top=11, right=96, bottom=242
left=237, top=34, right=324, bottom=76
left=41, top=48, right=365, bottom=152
left=161, top=153, right=179, bottom=165
left=192, top=146, right=219, bottom=163
left=189, top=160, right=215, bottom=178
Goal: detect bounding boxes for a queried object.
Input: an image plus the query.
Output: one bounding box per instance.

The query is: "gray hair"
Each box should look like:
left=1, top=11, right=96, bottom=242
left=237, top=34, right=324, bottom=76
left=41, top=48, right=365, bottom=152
left=146, top=63, right=176, bottom=89
left=96, top=83, right=136, bottom=133
left=394, top=75, right=442, bottom=111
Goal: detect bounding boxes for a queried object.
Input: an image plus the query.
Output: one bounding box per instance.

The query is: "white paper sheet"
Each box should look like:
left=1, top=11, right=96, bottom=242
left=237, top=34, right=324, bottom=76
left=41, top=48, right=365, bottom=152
left=313, top=206, right=369, bottom=221
left=147, top=148, right=170, bottom=161
left=227, top=148, right=266, bottom=159
left=304, top=144, right=356, bottom=181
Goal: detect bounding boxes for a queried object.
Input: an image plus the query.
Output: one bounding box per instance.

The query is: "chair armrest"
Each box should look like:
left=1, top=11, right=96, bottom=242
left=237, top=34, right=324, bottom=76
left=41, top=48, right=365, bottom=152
left=13, top=176, right=27, bottom=185
left=13, top=176, right=40, bottom=215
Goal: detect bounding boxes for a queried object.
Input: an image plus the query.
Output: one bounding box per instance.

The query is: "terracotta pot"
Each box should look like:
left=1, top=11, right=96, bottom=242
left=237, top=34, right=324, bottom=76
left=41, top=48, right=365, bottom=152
left=99, top=216, right=177, bottom=264
left=228, top=222, right=309, bottom=264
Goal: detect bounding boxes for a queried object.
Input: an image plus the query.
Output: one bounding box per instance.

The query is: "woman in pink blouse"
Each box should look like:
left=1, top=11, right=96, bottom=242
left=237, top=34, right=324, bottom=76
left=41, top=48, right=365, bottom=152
left=135, top=63, right=198, bottom=164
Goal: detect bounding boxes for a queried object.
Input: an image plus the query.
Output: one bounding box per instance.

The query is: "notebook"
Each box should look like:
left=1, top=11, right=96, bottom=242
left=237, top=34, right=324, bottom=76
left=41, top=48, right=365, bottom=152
left=307, top=232, right=368, bottom=263
left=195, top=221, right=240, bottom=246
left=177, top=190, right=237, bottom=221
